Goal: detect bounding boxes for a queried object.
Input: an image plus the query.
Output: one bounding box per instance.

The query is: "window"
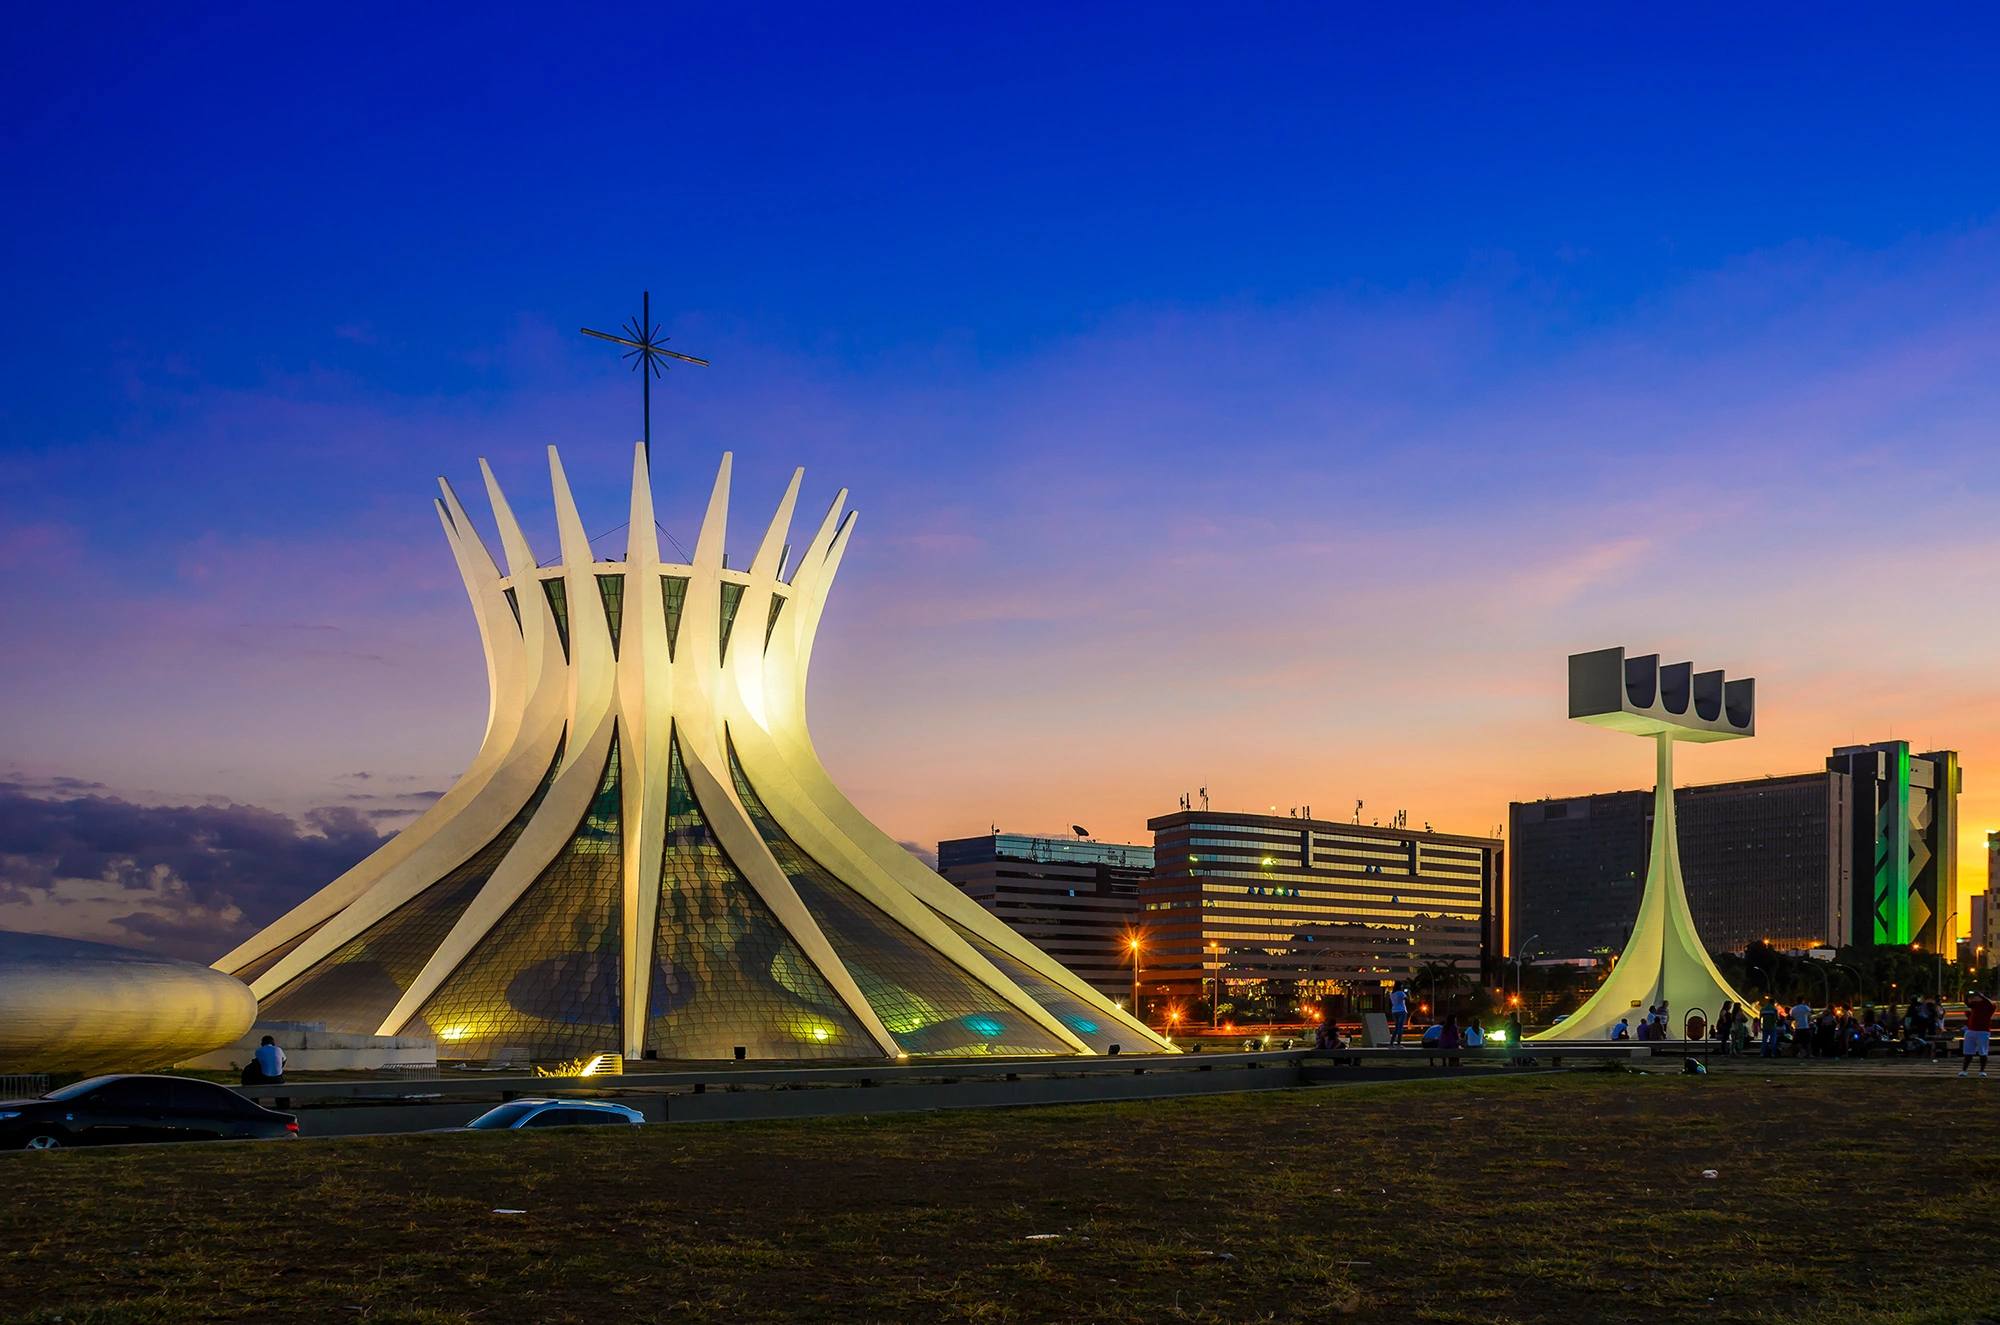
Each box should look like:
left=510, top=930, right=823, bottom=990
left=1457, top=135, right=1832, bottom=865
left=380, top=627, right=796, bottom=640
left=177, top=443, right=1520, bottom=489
left=764, top=595, right=786, bottom=648
left=467, top=1102, right=540, bottom=1130
left=261, top=741, right=566, bottom=1034
left=596, top=574, right=625, bottom=656
left=718, top=582, right=745, bottom=662
left=661, top=576, right=688, bottom=660
left=88, top=1078, right=171, bottom=1110
left=542, top=578, right=571, bottom=661
left=168, top=1080, right=241, bottom=1113
left=411, top=736, right=624, bottom=1062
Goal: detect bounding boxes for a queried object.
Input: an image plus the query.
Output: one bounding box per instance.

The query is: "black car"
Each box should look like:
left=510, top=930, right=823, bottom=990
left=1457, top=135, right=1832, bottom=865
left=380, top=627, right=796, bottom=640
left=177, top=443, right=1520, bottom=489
left=0, top=1074, right=299, bottom=1150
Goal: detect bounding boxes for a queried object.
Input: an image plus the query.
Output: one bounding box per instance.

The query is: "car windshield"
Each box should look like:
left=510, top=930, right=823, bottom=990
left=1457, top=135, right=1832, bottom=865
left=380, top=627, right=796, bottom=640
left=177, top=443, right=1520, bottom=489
left=44, top=1075, right=123, bottom=1101
left=466, top=1102, right=543, bottom=1129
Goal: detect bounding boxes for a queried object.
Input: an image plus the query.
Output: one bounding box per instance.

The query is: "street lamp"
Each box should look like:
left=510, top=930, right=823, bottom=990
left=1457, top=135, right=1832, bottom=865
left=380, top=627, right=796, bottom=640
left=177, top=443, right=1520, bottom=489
left=1512, top=934, right=1541, bottom=1006
left=1937, top=910, right=1959, bottom=999
left=1127, top=933, right=1143, bottom=1020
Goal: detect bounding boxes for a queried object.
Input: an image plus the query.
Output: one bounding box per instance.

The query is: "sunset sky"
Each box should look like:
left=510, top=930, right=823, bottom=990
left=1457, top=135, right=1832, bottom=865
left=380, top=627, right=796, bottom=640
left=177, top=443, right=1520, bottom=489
left=5, top=9, right=2000, bottom=956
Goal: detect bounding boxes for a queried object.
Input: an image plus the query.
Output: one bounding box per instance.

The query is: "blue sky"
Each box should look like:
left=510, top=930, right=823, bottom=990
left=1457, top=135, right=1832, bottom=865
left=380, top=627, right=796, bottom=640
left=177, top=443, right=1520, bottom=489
left=5, top=8, right=2000, bottom=953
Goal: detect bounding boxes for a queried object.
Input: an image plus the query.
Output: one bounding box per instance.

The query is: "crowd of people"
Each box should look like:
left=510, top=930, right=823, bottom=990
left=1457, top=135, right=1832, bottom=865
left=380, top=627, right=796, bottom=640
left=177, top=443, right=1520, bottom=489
left=1684, top=991, right=1994, bottom=1069
left=1320, top=980, right=1998, bottom=1078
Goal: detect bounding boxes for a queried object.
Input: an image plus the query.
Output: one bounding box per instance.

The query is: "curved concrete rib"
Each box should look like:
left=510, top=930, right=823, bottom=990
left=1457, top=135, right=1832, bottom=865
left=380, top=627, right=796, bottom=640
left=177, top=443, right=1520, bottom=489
left=227, top=445, right=1172, bottom=1060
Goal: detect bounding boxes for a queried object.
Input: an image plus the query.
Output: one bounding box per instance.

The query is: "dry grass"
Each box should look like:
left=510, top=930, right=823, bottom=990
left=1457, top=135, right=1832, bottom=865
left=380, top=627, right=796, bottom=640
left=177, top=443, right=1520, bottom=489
left=2, top=1070, right=1995, bottom=1324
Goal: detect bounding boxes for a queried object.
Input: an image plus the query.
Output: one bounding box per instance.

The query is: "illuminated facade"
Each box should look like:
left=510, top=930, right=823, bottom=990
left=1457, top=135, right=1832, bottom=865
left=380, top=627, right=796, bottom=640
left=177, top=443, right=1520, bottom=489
left=1140, top=810, right=1501, bottom=1013
left=215, top=446, right=1170, bottom=1063
left=1533, top=647, right=1755, bottom=1041
left=1825, top=742, right=1959, bottom=952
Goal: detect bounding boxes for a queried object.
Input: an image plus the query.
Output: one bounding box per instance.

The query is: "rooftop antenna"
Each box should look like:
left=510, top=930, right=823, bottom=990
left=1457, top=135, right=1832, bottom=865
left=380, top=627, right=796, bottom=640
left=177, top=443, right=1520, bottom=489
left=1353, top=799, right=1363, bottom=825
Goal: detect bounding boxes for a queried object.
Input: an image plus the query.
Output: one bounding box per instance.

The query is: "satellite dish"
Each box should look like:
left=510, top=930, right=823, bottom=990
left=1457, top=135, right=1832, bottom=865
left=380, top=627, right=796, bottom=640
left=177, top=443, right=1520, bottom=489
left=1072, top=825, right=1090, bottom=839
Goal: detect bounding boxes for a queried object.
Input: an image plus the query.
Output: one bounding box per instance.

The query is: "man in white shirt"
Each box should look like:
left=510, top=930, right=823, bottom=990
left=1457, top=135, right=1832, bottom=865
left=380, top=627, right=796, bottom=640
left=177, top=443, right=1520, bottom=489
left=1389, top=985, right=1410, bottom=1046
left=1790, top=1000, right=1813, bottom=1057
left=253, top=1035, right=286, bottom=1082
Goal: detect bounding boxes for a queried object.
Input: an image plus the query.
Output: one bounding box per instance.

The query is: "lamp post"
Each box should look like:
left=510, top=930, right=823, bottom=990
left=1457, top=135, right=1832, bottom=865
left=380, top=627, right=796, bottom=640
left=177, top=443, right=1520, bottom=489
left=1513, top=935, right=1541, bottom=1007
left=1937, top=910, right=1959, bottom=1000
left=1127, top=933, right=1143, bottom=1022
left=1802, top=954, right=1831, bottom=1010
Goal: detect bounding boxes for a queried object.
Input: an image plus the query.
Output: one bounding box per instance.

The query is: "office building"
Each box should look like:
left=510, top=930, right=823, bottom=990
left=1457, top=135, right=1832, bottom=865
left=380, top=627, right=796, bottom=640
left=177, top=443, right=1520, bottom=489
left=1510, top=740, right=1959, bottom=960
left=1967, top=832, right=2000, bottom=967
left=1140, top=810, right=1503, bottom=1014
left=938, top=833, right=1153, bottom=1000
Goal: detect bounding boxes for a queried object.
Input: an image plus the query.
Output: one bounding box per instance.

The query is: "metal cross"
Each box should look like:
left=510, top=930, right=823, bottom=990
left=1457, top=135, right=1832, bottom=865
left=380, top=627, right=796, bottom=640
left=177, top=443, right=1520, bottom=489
left=581, top=290, right=709, bottom=462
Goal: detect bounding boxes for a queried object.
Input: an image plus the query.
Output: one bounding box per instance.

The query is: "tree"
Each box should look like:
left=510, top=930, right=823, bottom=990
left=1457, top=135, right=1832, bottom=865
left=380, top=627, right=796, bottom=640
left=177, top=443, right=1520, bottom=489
left=1411, top=958, right=1469, bottom=1015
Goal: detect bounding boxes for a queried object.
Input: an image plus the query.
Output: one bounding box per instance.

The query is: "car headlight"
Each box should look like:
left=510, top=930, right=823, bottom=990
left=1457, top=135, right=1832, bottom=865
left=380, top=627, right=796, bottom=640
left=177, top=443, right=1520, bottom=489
left=0, top=1111, right=20, bottom=1121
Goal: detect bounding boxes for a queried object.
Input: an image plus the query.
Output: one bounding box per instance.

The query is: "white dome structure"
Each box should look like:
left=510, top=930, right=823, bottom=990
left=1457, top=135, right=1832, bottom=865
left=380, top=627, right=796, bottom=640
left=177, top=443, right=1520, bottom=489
left=0, top=931, right=257, bottom=1075
left=216, top=445, right=1171, bottom=1063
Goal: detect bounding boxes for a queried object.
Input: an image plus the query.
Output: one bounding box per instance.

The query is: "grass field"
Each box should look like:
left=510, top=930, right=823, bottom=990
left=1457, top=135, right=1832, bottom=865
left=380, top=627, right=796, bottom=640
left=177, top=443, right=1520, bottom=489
left=2, top=1069, right=1996, bottom=1325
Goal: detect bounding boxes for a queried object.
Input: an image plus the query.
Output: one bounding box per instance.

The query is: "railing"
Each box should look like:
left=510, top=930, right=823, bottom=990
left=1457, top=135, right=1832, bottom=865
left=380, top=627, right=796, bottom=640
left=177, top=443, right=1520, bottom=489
left=0, top=1074, right=50, bottom=1099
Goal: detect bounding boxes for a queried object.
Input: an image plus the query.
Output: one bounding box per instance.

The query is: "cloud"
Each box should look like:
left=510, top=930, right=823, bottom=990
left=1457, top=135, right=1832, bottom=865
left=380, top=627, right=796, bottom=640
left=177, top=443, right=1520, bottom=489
left=0, top=783, right=387, bottom=962
left=898, top=839, right=939, bottom=870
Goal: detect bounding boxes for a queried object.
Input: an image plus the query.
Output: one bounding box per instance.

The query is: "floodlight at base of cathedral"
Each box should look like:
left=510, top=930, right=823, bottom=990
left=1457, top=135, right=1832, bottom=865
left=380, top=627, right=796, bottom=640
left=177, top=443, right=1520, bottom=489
left=1530, top=646, right=1756, bottom=1042
left=216, top=444, right=1171, bottom=1063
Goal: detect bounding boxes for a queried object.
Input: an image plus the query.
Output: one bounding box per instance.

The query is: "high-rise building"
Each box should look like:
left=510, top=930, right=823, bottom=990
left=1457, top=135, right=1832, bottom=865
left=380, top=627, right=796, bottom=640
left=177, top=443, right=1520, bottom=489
left=1967, top=832, right=2000, bottom=967
left=1510, top=741, right=1959, bottom=960
left=937, top=833, right=1152, bottom=1000
left=1827, top=744, right=1959, bottom=951
left=1140, top=810, right=1503, bottom=1014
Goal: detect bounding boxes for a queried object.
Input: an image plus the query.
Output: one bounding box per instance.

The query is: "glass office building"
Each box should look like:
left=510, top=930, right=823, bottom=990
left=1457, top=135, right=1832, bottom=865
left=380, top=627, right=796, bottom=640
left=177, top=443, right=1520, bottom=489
left=1140, top=810, right=1502, bottom=1015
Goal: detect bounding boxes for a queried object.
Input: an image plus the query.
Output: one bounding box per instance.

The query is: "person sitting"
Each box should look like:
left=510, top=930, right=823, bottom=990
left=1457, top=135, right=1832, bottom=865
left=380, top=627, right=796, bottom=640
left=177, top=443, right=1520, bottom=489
left=1437, top=1014, right=1462, bottom=1065
left=1463, top=1021, right=1485, bottom=1049
left=1612, top=1017, right=1631, bottom=1042
left=240, top=1034, right=287, bottom=1085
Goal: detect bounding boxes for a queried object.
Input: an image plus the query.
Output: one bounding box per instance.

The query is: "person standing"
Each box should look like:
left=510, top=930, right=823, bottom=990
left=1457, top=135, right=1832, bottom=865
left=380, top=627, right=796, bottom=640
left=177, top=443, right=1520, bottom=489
left=1960, top=989, right=1994, bottom=1079
left=1790, top=997, right=1813, bottom=1057
left=1759, top=994, right=1781, bottom=1057
left=1389, top=983, right=1410, bottom=1047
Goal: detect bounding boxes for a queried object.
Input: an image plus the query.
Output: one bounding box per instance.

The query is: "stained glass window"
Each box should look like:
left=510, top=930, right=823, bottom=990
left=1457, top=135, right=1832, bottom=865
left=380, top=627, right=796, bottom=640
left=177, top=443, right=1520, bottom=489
left=259, top=741, right=566, bottom=1033
left=661, top=575, right=688, bottom=660
left=944, top=919, right=1126, bottom=1053
left=764, top=594, right=785, bottom=649
left=726, top=737, right=1067, bottom=1057
left=542, top=578, right=571, bottom=661
left=646, top=732, right=874, bottom=1060
left=229, top=918, right=329, bottom=984
left=596, top=573, right=625, bottom=656
left=718, top=582, right=745, bottom=662
left=408, top=736, right=623, bottom=1062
